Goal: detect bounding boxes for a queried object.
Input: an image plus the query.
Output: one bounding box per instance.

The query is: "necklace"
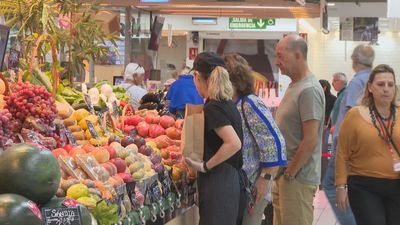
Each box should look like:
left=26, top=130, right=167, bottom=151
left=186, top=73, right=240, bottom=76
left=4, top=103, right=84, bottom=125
left=369, top=105, right=396, bottom=142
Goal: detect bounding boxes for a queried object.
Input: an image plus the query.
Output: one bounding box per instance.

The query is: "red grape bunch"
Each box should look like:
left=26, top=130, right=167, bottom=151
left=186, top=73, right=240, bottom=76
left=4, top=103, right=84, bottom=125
left=0, top=109, right=14, bottom=148
left=4, top=82, right=57, bottom=126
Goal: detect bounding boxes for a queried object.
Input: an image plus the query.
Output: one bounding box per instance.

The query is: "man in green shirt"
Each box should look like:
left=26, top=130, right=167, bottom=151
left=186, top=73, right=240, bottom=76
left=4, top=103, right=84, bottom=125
left=274, top=34, right=325, bottom=225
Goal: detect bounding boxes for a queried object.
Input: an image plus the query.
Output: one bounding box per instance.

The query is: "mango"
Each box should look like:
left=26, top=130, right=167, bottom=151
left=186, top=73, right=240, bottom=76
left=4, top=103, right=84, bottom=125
left=66, top=183, right=90, bottom=200
left=76, top=196, right=97, bottom=208
left=72, top=109, right=90, bottom=122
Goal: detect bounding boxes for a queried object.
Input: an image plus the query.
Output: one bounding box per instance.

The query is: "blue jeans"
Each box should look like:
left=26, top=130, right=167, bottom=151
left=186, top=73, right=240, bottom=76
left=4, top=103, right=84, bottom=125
left=322, top=154, right=357, bottom=225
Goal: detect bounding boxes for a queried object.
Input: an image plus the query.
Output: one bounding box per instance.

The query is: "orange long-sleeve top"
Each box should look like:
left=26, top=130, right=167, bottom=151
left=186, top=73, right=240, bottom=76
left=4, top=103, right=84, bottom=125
left=335, top=107, right=400, bottom=186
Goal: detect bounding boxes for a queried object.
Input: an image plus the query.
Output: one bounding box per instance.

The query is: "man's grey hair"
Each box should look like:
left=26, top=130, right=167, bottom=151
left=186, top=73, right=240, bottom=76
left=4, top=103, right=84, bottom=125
left=351, top=44, right=375, bottom=67
left=286, top=34, right=308, bottom=60
left=333, top=72, right=347, bottom=85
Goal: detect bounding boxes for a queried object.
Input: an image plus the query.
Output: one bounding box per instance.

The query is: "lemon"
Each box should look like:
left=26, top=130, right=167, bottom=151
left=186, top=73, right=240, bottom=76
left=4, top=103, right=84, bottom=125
left=66, top=183, right=90, bottom=200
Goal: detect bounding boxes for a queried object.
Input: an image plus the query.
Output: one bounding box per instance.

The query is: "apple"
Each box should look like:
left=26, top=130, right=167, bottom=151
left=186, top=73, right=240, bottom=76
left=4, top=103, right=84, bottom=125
left=117, top=172, right=134, bottom=183
left=91, top=148, right=110, bottom=163
left=110, top=158, right=128, bottom=173
left=104, top=146, right=117, bottom=159
left=136, top=121, right=150, bottom=137
left=160, top=115, right=175, bottom=129
left=102, top=162, right=117, bottom=176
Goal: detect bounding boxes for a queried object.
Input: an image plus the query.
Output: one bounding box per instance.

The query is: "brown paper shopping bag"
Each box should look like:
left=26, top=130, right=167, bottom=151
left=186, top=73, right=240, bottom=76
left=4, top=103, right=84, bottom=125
left=181, top=104, right=204, bottom=161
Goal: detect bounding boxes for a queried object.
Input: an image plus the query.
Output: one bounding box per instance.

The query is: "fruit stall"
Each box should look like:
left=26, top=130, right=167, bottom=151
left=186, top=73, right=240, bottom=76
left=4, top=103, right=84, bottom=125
left=0, top=72, right=197, bottom=225
left=0, top=1, right=199, bottom=224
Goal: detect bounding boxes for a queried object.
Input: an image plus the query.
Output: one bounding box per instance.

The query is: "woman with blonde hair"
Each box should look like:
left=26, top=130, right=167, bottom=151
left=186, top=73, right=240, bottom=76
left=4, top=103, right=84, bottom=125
left=224, top=53, right=287, bottom=225
left=185, top=52, right=244, bottom=225
left=336, top=64, right=400, bottom=225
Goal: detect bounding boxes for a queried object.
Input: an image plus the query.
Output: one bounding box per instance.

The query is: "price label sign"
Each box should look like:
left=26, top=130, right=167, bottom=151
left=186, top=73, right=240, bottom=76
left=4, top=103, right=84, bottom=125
left=84, top=94, right=95, bottom=114
left=149, top=179, right=162, bottom=203
left=96, top=112, right=109, bottom=135
left=42, top=207, right=82, bottom=225
left=64, top=126, right=77, bottom=146
left=159, top=170, right=171, bottom=198
left=112, top=101, right=119, bottom=119
left=115, top=184, right=126, bottom=216
left=126, top=181, right=141, bottom=209
left=86, top=120, right=100, bottom=140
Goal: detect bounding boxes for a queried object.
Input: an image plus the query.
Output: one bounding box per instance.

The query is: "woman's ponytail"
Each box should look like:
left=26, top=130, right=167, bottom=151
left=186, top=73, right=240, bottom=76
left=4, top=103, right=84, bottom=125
left=207, top=66, right=234, bottom=101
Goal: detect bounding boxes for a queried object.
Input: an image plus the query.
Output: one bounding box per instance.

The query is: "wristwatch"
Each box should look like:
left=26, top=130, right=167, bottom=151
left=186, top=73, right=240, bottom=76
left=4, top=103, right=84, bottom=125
left=284, top=171, right=295, bottom=181
left=260, top=172, right=273, bottom=181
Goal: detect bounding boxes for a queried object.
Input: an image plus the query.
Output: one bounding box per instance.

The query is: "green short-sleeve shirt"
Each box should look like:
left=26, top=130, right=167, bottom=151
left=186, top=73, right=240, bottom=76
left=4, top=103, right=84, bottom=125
left=276, top=75, right=325, bottom=185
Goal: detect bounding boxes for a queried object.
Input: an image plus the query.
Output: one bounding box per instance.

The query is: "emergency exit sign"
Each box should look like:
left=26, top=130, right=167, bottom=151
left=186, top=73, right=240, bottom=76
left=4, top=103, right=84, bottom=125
left=229, top=18, right=276, bottom=29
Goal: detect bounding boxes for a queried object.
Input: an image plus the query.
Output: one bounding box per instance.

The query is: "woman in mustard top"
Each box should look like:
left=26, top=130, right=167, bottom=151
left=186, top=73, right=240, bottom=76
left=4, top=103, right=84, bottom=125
left=335, top=64, right=400, bottom=225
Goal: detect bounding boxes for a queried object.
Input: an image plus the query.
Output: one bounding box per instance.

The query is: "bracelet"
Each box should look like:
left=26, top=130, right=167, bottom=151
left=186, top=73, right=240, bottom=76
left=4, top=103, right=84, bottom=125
left=335, top=185, right=347, bottom=191
left=203, top=161, right=210, bottom=173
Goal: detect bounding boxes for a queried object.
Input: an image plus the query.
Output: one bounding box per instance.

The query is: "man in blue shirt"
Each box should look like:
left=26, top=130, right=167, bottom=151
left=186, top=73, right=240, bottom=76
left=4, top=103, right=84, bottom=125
left=166, top=73, right=204, bottom=118
left=322, top=44, right=375, bottom=225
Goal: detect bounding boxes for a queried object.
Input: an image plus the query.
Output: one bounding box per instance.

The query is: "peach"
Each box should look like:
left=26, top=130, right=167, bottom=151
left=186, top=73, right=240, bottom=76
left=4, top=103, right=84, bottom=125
left=52, top=148, right=69, bottom=159
left=82, top=144, right=96, bottom=153
left=91, top=148, right=110, bottom=163
left=69, top=147, right=86, bottom=157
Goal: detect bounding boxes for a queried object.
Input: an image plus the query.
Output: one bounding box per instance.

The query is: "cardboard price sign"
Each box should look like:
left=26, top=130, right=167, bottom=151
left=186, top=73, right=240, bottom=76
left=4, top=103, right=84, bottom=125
left=112, top=101, right=119, bottom=119
left=84, top=94, right=95, bottom=114
left=42, top=207, right=82, bottom=225
left=64, top=126, right=77, bottom=146
left=86, top=120, right=100, bottom=140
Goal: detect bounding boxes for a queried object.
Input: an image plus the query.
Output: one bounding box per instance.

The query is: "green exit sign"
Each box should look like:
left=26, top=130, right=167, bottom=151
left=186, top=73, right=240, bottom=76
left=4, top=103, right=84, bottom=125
left=229, top=18, right=276, bottom=29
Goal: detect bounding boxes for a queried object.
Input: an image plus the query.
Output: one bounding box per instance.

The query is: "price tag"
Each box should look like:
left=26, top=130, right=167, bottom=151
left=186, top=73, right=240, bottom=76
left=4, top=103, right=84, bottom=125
left=159, top=170, right=171, bottom=198
left=84, top=94, right=95, bottom=114
left=86, top=120, right=100, bottom=140
left=96, top=112, right=108, bottom=135
left=28, top=130, right=43, bottom=145
left=64, top=126, right=77, bottom=146
left=149, top=179, right=162, bottom=203
left=42, top=207, right=82, bottom=225
left=126, top=181, right=141, bottom=209
left=130, top=128, right=137, bottom=138
left=112, top=101, right=120, bottom=119
left=115, top=184, right=126, bottom=216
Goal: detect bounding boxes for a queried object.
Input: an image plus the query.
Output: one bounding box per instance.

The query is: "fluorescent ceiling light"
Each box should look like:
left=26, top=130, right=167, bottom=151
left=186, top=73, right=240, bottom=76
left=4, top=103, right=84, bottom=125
left=327, top=3, right=335, bottom=6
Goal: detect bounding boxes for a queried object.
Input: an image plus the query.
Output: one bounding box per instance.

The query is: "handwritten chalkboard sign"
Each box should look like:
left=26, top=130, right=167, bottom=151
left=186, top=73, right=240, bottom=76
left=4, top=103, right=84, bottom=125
left=84, top=94, right=95, bottom=114
left=149, top=179, right=162, bottom=203
left=159, top=170, right=171, bottom=198
left=42, top=207, right=82, bottom=225
left=86, top=120, right=100, bottom=140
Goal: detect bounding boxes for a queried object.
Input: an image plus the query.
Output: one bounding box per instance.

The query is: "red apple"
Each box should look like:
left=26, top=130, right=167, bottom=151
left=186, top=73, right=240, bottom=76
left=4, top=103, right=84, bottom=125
left=104, top=146, right=117, bottom=159
left=117, top=172, right=134, bottom=183
left=160, top=115, right=175, bottom=129
left=110, top=158, right=128, bottom=173
left=102, top=162, right=117, bottom=176
left=137, top=121, right=150, bottom=137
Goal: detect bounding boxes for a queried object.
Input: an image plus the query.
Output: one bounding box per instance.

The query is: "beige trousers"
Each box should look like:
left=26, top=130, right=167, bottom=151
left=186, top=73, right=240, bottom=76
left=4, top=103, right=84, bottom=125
left=272, top=177, right=317, bottom=225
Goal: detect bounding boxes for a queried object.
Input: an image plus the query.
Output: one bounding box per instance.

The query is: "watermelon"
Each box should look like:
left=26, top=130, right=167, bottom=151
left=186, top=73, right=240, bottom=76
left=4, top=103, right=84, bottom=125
left=0, top=144, right=61, bottom=204
left=42, top=197, right=92, bottom=225
left=0, top=193, right=42, bottom=225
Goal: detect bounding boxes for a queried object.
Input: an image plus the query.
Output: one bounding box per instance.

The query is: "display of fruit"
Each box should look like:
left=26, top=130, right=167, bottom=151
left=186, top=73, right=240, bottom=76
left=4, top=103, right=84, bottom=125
left=165, top=127, right=182, bottom=140
left=4, top=82, right=57, bottom=126
left=0, top=144, right=61, bottom=205
left=66, top=183, right=90, bottom=200
left=42, top=197, right=92, bottom=225
left=110, top=158, right=127, bottom=173
left=159, top=115, right=175, bottom=129
left=0, top=193, right=42, bottom=225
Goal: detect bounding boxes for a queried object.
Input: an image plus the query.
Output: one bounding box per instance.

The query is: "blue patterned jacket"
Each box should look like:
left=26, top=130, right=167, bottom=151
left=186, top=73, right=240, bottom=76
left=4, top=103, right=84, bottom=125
left=236, top=94, right=287, bottom=183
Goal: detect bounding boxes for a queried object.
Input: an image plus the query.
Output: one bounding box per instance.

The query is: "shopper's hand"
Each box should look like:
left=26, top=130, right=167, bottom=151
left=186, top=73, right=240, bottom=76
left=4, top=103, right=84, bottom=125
left=184, top=157, right=205, bottom=173
left=336, top=188, right=350, bottom=212
left=253, top=176, right=270, bottom=203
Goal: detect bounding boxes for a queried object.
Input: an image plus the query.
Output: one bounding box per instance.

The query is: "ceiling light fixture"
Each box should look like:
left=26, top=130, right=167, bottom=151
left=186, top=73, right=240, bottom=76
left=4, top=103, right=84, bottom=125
left=327, top=3, right=335, bottom=6
left=137, top=4, right=293, bottom=10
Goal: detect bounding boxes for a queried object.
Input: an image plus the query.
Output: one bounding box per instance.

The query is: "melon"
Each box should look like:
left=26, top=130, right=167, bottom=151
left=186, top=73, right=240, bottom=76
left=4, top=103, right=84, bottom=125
left=0, top=144, right=61, bottom=204
left=0, top=193, right=42, bottom=225
left=42, top=197, right=92, bottom=225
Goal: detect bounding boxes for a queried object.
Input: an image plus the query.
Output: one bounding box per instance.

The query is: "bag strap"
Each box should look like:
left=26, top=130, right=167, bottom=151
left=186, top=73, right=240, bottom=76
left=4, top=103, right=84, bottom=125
left=241, top=96, right=257, bottom=144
